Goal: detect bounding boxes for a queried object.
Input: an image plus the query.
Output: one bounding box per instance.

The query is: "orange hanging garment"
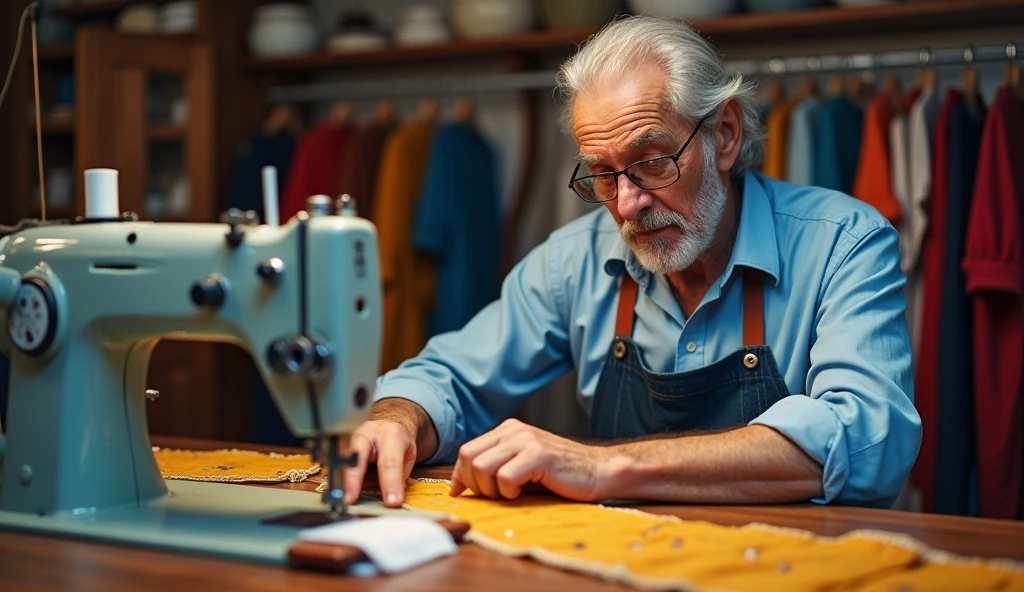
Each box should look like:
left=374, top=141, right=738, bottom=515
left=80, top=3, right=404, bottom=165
left=852, top=92, right=903, bottom=224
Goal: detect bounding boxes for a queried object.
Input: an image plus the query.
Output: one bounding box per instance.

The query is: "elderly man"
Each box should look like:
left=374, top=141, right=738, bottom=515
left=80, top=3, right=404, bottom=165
left=344, top=16, right=921, bottom=509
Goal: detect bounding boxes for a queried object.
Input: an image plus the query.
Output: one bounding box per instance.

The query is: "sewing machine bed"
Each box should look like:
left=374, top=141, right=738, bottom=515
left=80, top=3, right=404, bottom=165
left=0, top=480, right=443, bottom=565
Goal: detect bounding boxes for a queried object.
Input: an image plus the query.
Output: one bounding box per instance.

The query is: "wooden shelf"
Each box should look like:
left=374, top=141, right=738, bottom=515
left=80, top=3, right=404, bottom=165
left=246, top=0, right=1024, bottom=72
left=148, top=124, right=186, bottom=140
left=54, top=0, right=172, bottom=17
left=246, top=26, right=599, bottom=72
left=38, top=44, right=74, bottom=60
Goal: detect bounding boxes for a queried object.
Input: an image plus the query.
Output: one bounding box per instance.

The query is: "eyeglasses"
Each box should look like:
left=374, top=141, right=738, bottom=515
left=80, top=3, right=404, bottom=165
left=568, top=115, right=708, bottom=203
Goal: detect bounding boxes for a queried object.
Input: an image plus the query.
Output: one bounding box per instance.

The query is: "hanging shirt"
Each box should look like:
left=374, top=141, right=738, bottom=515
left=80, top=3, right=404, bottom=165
left=227, top=129, right=296, bottom=221
left=905, top=89, right=941, bottom=358
left=372, top=120, right=436, bottom=374
left=785, top=96, right=820, bottom=186
left=339, top=120, right=395, bottom=220
left=376, top=170, right=920, bottom=508
left=852, top=94, right=902, bottom=223
left=814, top=95, right=864, bottom=194
left=962, top=85, right=1024, bottom=520
left=934, top=95, right=986, bottom=517
left=413, top=123, right=501, bottom=338
left=912, top=89, right=958, bottom=514
left=279, top=122, right=355, bottom=222
left=762, top=99, right=798, bottom=180
left=225, top=128, right=299, bottom=447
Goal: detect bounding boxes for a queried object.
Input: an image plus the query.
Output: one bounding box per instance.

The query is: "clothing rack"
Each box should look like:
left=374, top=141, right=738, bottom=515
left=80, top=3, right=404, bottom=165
left=728, top=41, right=1021, bottom=77
left=266, top=41, right=1019, bottom=104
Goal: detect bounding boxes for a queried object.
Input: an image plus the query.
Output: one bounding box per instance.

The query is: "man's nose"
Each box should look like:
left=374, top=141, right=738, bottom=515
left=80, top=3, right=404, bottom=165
left=616, top=174, right=652, bottom=221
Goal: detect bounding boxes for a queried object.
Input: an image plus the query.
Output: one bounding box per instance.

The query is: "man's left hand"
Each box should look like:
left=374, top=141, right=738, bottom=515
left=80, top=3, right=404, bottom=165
left=449, top=419, right=624, bottom=501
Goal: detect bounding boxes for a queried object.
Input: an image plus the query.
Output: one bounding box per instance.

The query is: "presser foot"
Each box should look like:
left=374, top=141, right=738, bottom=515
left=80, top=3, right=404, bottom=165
left=311, top=435, right=358, bottom=518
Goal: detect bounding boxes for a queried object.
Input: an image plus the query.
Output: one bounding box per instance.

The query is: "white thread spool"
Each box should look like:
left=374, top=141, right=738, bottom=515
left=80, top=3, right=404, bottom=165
left=262, top=166, right=280, bottom=227
left=84, top=168, right=120, bottom=218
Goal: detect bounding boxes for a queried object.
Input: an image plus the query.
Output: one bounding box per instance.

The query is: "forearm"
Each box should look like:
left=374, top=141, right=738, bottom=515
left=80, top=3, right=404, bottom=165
left=603, top=425, right=823, bottom=503
left=368, top=398, right=439, bottom=463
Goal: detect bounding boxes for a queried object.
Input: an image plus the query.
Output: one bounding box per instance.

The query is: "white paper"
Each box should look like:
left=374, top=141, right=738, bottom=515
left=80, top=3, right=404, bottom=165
left=297, top=516, right=457, bottom=574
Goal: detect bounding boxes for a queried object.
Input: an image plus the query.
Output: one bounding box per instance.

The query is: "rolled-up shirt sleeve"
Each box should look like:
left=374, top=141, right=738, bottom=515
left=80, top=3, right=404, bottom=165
left=750, top=224, right=921, bottom=508
left=373, top=239, right=573, bottom=464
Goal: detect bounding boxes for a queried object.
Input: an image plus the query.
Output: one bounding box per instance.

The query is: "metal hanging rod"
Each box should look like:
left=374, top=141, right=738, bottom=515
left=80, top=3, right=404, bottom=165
left=267, top=41, right=1019, bottom=104
left=727, top=41, right=1020, bottom=77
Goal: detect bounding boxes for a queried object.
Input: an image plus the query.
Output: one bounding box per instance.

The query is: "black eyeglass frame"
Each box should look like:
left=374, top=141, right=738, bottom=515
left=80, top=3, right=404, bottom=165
left=568, top=114, right=709, bottom=203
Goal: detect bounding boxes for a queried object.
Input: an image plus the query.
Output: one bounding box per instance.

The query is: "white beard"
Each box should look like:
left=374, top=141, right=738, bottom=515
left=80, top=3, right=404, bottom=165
left=619, top=138, right=728, bottom=274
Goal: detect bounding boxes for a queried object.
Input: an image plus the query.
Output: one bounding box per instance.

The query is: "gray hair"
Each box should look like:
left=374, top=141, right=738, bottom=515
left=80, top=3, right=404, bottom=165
left=555, top=15, right=766, bottom=177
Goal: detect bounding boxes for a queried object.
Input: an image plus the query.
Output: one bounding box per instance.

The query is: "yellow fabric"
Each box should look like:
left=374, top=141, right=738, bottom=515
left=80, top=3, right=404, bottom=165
left=853, top=561, right=1024, bottom=592
left=402, top=479, right=1023, bottom=592
left=152, top=448, right=320, bottom=483
left=762, top=98, right=797, bottom=180
left=371, top=119, right=436, bottom=374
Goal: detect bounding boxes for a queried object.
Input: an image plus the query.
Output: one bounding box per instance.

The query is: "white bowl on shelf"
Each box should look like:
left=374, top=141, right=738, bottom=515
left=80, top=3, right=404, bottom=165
left=627, top=0, right=739, bottom=19
left=451, top=0, right=534, bottom=40
left=396, top=5, right=451, bottom=46
left=248, top=3, right=318, bottom=58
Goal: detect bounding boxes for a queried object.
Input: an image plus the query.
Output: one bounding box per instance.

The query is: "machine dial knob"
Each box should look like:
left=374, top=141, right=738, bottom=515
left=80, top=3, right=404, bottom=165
left=7, top=278, right=57, bottom=356
left=190, top=276, right=226, bottom=308
left=266, top=335, right=332, bottom=380
left=256, top=258, right=285, bottom=284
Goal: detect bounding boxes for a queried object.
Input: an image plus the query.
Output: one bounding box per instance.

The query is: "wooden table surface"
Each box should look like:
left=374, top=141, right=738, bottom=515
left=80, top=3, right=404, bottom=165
left=2, top=436, right=1022, bottom=591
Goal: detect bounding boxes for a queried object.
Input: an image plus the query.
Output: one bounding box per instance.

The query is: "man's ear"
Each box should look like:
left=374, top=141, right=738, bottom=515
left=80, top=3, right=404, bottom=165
left=715, top=98, right=743, bottom=173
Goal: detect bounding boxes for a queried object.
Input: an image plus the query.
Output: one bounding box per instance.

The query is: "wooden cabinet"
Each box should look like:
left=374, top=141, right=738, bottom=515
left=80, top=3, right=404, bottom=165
left=75, top=28, right=214, bottom=222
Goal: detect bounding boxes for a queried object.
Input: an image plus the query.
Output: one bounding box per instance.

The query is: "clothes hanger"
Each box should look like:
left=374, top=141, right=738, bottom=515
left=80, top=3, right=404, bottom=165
left=1004, top=42, right=1024, bottom=101
left=373, top=99, right=398, bottom=126
left=961, top=45, right=982, bottom=118
left=263, top=103, right=305, bottom=137
left=794, top=57, right=820, bottom=100
left=453, top=96, right=475, bottom=124
left=328, top=101, right=354, bottom=126
left=825, top=70, right=845, bottom=97
left=915, top=47, right=937, bottom=94
left=883, top=72, right=903, bottom=110
left=416, top=98, right=439, bottom=124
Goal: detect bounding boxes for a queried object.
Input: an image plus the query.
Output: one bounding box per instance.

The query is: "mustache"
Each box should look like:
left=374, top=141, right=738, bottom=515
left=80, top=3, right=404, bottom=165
left=621, top=209, right=689, bottom=238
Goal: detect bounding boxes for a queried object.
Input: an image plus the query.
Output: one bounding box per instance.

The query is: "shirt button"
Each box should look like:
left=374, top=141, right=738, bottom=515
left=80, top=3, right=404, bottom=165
left=686, top=342, right=697, bottom=353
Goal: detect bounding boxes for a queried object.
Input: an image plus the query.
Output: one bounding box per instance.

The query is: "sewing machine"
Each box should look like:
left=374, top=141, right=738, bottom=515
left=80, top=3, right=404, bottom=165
left=0, top=168, right=383, bottom=564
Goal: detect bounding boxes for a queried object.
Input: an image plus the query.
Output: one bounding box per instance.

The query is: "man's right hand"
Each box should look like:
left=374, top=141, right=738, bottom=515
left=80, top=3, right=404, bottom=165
left=342, top=398, right=438, bottom=508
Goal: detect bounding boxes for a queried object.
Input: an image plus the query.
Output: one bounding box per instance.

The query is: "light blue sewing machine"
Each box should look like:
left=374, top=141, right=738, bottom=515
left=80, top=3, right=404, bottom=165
left=0, top=168, right=383, bottom=564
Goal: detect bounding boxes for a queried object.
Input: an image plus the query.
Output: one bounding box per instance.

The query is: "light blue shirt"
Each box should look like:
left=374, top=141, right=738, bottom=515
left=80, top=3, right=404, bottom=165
left=374, top=170, right=922, bottom=508
left=785, top=97, right=820, bottom=186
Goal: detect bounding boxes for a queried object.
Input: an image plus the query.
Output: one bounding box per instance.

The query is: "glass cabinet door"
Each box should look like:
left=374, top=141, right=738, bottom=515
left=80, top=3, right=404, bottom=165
left=76, top=28, right=213, bottom=222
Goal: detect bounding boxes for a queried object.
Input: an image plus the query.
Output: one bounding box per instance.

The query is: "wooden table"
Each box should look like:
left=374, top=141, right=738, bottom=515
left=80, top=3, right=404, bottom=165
left=2, top=437, right=1022, bottom=591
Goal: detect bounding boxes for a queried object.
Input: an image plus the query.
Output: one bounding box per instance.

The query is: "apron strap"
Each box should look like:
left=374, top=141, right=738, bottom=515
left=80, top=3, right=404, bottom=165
left=613, top=267, right=765, bottom=344
left=742, top=267, right=765, bottom=346
left=615, top=274, right=639, bottom=337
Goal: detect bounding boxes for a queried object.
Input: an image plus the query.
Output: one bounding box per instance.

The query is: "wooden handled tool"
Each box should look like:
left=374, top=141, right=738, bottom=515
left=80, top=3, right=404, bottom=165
left=287, top=519, right=471, bottom=573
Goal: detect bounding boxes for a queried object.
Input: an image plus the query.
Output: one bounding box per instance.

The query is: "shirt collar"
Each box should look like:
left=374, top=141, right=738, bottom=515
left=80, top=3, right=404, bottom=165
left=603, top=169, right=780, bottom=288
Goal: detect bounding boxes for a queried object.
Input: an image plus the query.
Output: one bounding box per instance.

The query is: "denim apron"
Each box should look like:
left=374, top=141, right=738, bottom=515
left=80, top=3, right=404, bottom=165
left=590, top=267, right=790, bottom=439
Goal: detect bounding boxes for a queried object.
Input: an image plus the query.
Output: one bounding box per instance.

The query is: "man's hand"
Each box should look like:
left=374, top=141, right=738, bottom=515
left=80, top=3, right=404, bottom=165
left=450, top=419, right=626, bottom=502
left=342, top=398, right=438, bottom=508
